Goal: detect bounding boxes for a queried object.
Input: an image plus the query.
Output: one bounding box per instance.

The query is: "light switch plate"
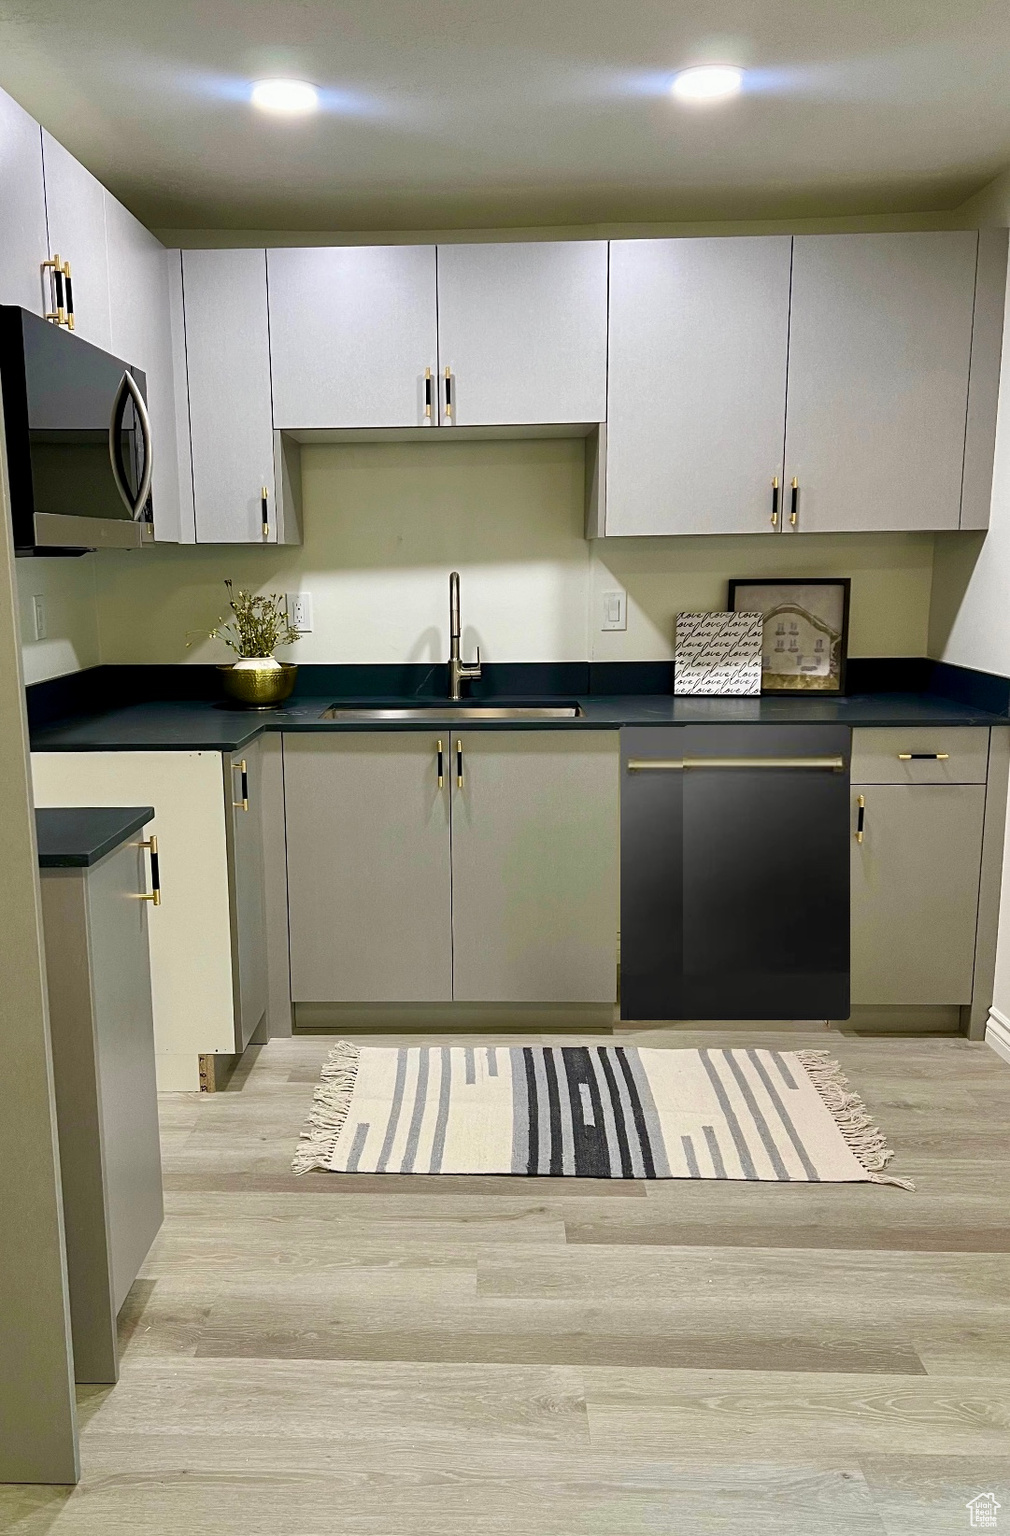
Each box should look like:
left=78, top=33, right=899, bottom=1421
left=601, top=589, right=627, bottom=631
left=32, top=594, right=47, bottom=641
left=287, top=592, right=313, bottom=633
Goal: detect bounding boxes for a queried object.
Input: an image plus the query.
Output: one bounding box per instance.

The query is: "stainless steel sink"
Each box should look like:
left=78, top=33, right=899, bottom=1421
left=320, top=702, right=584, bottom=722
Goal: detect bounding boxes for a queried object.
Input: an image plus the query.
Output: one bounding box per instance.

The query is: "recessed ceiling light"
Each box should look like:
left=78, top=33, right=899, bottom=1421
left=671, top=65, right=744, bottom=103
left=250, top=79, right=320, bottom=115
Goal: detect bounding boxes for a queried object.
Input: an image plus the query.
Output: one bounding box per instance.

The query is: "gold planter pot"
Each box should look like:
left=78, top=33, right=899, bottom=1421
left=218, top=662, right=298, bottom=709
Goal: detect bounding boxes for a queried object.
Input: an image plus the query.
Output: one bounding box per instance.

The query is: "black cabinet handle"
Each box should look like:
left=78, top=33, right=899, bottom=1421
left=437, top=739, right=444, bottom=788
left=63, top=261, right=75, bottom=331
left=856, top=795, right=865, bottom=844
left=456, top=739, right=463, bottom=788
left=261, top=486, right=270, bottom=541
left=43, top=255, right=67, bottom=324
left=424, top=367, right=433, bottom=421
left=444, top=367, right=453, bottom=422
left=897, top=752, right=950, bottom=761
left=789, top=477, right=799, bottom=528
left=770, top=476, right=780, bottom=528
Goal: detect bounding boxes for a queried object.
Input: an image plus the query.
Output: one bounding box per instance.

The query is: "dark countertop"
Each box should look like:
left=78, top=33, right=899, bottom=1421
left=27, top=691, right=1010, bottom=753
left=36, top=807, right=155, bottom=867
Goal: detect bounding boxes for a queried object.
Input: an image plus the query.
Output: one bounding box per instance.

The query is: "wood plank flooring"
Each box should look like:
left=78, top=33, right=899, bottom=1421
left=2, top=1025, right=1010, bottom=1534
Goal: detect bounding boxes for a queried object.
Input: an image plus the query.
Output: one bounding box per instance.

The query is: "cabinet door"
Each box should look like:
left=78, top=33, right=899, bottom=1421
left=784, top=233, right=978, bottom=533
left=450, top=732, right=618, bottom=1002
left=182, top=248, right=278, bottom=543
left=605, top=237, right=792, bottom=536
left=269, top=246, right=437, bottom=428
left=851, top=783, right=985, bottom=1004
left=284, top=735, right=452, bottom=1002
left=41, top=130, right=112, bottom=351
left=104, top=195, right=183, bottom=543
left=436, top=242, right=608, bottom=425
left=226, top=743, right=268, bottom=1050
left=0, top=87, right=48, bottom=314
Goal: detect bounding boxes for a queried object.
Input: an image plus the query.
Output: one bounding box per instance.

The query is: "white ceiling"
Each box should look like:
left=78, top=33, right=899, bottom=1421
left=1, top=0, right=1009, bottom=232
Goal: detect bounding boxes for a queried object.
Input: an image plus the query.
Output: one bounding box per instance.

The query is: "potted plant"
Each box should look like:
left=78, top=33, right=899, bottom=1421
left=206, top=581, right=301, bottom=708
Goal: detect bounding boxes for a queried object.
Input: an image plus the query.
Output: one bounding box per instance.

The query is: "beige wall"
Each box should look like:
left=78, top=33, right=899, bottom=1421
left=15, top=555, right=101, bottom=685
left=79, top=438, right=937, bottom=669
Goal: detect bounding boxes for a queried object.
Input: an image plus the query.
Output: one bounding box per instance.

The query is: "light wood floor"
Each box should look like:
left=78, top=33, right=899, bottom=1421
left=3, top=1025, right=1010, bottom=1534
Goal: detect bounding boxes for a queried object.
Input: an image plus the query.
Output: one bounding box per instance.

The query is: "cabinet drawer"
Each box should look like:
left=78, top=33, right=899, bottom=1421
left=850, top=727, right=988, bottom=784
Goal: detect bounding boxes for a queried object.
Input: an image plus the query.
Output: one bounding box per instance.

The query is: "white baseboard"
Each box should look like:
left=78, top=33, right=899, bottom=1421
left=985, top=1009, right=1010, bottom=1068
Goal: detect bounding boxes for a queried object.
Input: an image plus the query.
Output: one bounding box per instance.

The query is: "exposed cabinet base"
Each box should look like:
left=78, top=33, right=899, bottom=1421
left=293, top=1001, right=618, bottom=1033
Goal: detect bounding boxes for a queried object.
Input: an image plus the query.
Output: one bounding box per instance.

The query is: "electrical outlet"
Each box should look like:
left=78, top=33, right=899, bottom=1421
left=286, top=592, right=313, bottom=633
left=32, top=594, right=47, bottom=641
left=601, top=589, right=627, bottom=632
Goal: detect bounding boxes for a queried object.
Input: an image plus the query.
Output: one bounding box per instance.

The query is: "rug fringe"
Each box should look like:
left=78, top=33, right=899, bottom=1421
left=794, top=1050, right=915, bottom=1190
left=292, top=1040, right=361, bottom=1175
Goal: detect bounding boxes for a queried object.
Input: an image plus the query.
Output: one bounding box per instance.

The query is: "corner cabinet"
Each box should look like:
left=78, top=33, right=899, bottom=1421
left=180, top=248, right=301, bottom=543
left=31, top=744, right=269, bottom=1090
left=0, top=87, right=48, bottom=315
left=849, top=727, right=1007, bottom=1032
left=283, top=730, right=619, bottom=1005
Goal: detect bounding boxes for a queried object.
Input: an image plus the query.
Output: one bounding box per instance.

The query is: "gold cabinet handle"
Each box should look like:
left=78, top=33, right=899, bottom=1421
left=444, top=366, right=454, bottom=422
left=770, top=476, right=780, bottom=528
left=42, top=253, right=68, bottom=326
left=424, top=366, right=433, bottom=421
left=789, top=476, right=799, bottom=528
left=856, top=794, right=865, bottom=844
left=897, top=752, right=949, bottom=761
left=136, top=834, right=161, bottom=904
left=233, top=759, right=249, bottom=810
left=437, top=739, right=444, bottom=788
left=261, top=486, right=270, bottom=541
left=456, top=738, right=463, bottom=788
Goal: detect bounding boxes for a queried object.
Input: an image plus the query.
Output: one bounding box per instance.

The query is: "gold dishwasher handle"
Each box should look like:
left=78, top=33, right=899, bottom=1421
left=626, top=756, right=846, bottom=773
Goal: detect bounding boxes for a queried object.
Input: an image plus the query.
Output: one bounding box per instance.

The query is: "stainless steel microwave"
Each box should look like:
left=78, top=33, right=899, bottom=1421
left=0, top=306, right=154, bottom=553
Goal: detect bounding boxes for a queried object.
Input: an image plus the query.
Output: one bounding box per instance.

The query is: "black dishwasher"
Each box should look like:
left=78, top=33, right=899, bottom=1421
left=620, top=724, right=850, bottom=1021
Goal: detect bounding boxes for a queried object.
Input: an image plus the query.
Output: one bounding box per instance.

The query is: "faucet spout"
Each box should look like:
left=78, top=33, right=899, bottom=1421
left=447, top=570, right=482, bottom=701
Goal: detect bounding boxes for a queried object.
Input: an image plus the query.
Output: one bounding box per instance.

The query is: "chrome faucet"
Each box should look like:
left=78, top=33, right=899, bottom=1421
left=448, top=571, right=482, bottom=700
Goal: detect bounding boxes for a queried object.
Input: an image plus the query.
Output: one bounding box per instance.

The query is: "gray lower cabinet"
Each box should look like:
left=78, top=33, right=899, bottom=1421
left=851, top=782, right=986, bottom=1006
left=226, top=742, right=269, bottom=1048
left=283, top=731, right=620, bottom=1004
left=451, top=732, right=619, bottom=1003
left=284, top=734, right=453, bottom=1002
left=39, top=835, right=163, bottom=1384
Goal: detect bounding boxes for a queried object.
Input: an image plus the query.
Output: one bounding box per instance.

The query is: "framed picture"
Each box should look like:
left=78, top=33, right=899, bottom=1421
left=728, top=578, right=851, bottom=694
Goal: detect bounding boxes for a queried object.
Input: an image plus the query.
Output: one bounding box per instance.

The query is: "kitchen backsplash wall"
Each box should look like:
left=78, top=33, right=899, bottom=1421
left=19, top=436, right=935, bottom=679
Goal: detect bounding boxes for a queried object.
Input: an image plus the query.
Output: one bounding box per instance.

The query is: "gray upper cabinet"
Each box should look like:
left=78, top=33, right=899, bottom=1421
left=450, top=732, right=619, bottom=1003
left=104, top=195, right=184, bottom=543
left=604, top=237, right=792, bottom=536
left=0, top=87, right=48, bottom=315
left=268, top=246, right=438, bottom=428
left=225, top=743, right=268, bottom=1051
left=41, top=130, right=112, bottom=351
left=783, top=232, right=980, bottom=534
left=182, top=248, right=298, bottom=543
left=435, top=241, right=608, bottom=425
left=284, top=735, right=452, bottom=1004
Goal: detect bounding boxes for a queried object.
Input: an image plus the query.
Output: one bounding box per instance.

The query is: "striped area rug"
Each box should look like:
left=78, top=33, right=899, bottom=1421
left=293, top=1042, right=912, bottom=1187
